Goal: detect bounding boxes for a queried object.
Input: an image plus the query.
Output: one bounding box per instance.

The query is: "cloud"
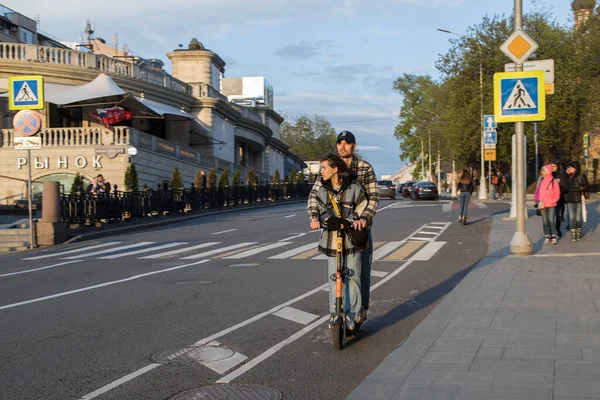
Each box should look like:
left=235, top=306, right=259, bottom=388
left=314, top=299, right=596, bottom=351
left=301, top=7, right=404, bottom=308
left=274, top=40, right=333, bottom=59
left=356, top=145, right=383, bottom=151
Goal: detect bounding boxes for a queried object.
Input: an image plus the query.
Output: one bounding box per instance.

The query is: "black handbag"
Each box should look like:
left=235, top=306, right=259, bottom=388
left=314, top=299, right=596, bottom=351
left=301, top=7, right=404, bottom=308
left=346, top=228, right=368, bottom=247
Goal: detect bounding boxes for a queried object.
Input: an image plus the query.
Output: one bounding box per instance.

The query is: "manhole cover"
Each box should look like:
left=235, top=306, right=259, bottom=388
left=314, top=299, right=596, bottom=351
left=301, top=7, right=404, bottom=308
left=152, top=345, right=234, bottom=366
left=170, top=384, right=282, bottom=400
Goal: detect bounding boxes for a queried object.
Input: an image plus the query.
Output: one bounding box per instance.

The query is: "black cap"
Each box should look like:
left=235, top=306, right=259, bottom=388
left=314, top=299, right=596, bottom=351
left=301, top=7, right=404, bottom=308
left=336, top=130, right=356, bottom=144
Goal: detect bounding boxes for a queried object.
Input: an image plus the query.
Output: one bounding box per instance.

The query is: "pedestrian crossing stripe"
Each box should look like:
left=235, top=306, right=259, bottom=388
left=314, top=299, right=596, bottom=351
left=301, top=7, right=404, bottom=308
left=502, top=80, right=536, bottom=110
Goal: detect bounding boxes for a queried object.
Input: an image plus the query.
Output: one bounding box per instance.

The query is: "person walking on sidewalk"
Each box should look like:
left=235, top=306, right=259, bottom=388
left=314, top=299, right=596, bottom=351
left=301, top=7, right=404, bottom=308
left=457, top=169, right=474, bottom=225
left=564, top=160, right=589, bottom=241
left=309, top=153, right=368, bottom=331
left=307, top=131, right=379, bottom=324
left=550, top=160, right=568, bottom=238
left=534, top=164, right=561, bottom=244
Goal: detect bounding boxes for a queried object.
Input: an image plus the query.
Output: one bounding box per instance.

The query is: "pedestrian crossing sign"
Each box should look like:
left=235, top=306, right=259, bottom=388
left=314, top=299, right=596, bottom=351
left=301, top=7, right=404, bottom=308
left=493, top=71, right=545, bottom=123
left=8, top=75, right=44, bottom=110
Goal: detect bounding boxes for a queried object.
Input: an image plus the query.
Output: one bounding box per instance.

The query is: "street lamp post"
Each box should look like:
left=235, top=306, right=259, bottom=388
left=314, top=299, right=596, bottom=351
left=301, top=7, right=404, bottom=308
left=437, top=28, right=487, bottom=200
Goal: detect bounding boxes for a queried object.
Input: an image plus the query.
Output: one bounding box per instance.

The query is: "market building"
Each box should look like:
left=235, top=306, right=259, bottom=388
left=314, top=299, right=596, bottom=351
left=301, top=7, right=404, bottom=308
left=0, top=6, right=305, bottom=204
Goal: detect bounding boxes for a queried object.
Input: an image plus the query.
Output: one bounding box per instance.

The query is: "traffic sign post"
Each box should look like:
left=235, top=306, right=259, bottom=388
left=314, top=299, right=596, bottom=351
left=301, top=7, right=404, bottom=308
left=483, top=115, right=497, bottom=198
left=8, top=75, right=44, bottom=110
left=505, top=59, right=555, bottom=95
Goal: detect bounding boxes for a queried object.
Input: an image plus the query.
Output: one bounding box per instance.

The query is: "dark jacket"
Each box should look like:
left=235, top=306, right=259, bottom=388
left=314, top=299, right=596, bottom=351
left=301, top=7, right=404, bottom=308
left=458, top=182, right=474, bottom=194
left=564, top=161, right=589, bottom=203
left=552, top=169, right=569, bottom=205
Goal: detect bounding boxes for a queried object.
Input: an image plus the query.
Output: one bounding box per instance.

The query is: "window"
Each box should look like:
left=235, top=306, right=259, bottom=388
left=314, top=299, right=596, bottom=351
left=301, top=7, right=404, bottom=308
left=20, top=27, right=34, bottom=44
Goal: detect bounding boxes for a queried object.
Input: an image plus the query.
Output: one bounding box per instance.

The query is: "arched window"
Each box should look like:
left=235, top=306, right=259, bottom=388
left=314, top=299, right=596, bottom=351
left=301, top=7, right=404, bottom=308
left=30, top=173, right=92, bottom=200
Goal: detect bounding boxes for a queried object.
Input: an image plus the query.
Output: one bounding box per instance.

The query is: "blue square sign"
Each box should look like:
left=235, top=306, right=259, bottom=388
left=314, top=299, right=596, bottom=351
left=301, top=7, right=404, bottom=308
left=8, top=75, right=44, bottom=110
left=494, top=71, right=545, bottom=122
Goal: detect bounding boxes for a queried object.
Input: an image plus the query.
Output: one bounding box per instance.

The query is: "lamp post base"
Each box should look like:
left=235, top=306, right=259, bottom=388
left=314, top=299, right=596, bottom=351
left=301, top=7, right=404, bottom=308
left=478, top=182, right=488, bottom=200
left=510, top=231, right=533, bottom=255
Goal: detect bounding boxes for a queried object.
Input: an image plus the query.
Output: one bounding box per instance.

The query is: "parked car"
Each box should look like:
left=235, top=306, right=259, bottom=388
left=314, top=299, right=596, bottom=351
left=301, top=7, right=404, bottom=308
left=378, top=180, right=396, bottom=200
left=396, top=183, right=405, bottom=193
left=402, top=181, right=416, bottom=198
left=410, top=181, right=439, bottom=200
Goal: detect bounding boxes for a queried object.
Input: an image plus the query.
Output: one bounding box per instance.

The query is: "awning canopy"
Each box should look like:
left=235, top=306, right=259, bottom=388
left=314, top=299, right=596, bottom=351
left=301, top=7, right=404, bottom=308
left=135, top=96, right=195, bottom=120
left=46, top=74, right=126, bottom=106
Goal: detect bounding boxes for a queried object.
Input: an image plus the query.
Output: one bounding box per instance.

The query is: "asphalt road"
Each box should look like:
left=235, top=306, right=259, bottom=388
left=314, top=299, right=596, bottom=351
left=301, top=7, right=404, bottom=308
left=0, top=197, right=509, bottom=400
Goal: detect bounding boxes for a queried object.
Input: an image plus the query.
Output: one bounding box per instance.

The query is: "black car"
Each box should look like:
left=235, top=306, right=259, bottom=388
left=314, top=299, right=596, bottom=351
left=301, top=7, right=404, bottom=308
left=410, top=181, right=439, bottom=200
left=401, top=181, right=416, bottom=198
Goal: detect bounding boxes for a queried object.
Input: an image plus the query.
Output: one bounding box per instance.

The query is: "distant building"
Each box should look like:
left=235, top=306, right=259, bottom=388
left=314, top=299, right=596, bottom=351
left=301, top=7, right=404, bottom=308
left=0, top=5, right=305, bottom=202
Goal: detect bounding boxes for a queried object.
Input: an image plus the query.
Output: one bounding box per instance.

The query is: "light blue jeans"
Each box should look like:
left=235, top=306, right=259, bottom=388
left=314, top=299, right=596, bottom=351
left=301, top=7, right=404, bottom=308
left=328, top=252, right=362, bottom=321
left=540, top=206, right=557, bottom=237
left=566, top=202, right=583, bottom=229
left=459, top=192, right=471, bottom=218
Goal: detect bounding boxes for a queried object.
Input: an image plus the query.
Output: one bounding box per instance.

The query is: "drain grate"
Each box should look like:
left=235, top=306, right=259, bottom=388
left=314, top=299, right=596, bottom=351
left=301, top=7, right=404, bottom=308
left=170, top=384, right=282, bottom=400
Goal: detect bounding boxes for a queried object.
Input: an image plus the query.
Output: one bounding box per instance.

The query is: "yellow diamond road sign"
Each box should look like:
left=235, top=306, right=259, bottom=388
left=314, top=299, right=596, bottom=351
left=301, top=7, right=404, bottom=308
left=500, top=29, right=538, bottom=65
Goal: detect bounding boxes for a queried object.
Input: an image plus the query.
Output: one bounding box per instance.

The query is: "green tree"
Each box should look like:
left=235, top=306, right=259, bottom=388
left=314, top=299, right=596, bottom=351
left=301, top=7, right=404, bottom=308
left=124, top=163, right=139, bottom=191
left=193, top=170, right=205, bottom=188
left=281, top=114, right=337, bottom=160
left=298, top=170, right=305, bottom=182
left=247, top=167, right=257, bottom=185
left=232, top=169, right=242, bottom=186
left=273, top=170, right=281, bottom=183
left=207, top=168, right=217, bottom=188
left=218, top=170, right=230, bottom=187
left=288, top=168, right=297, bottom=183
left=70, top=173, right=84, bottom=194
left=171, top=167, right=183, bottom=189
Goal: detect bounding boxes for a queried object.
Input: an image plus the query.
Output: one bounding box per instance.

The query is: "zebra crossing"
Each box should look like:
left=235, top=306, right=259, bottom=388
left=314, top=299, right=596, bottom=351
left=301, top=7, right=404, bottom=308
left=21, top=229, right=450, bottom=264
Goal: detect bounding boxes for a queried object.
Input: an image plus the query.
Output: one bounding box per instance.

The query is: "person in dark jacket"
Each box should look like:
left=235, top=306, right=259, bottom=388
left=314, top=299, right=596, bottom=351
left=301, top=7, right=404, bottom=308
left=457, top=169, right=474, bottom=225
left=564, top=160, right=589, bottom=241
left=550, top=160, right=569, bottom=238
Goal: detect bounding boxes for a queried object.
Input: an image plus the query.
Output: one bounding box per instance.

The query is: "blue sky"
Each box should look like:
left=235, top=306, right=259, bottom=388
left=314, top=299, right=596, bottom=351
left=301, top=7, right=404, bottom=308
left=9, top=0, right=574, bottom=177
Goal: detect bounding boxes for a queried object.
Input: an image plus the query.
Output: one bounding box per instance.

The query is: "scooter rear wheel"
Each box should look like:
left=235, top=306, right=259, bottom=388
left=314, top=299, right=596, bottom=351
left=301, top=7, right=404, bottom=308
left=332, top=323, right=344, bottom=350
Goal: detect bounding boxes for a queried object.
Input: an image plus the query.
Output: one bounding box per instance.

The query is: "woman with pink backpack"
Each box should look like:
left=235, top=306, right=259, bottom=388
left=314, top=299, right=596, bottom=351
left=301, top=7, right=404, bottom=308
left=534, top=164, right=562, bottom=244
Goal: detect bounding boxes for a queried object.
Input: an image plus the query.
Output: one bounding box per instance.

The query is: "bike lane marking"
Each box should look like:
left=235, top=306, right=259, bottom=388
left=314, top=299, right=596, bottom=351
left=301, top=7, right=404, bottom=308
left=212, top=229, right=238, bottom=235
left=0, top=260, right=83, bottom=278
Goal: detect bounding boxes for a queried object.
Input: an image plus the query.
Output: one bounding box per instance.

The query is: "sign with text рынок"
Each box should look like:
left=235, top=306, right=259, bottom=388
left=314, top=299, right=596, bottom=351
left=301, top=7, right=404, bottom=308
left=8, top=75, right=44, bottom=110
left=494, top=71, right=546, bottom=123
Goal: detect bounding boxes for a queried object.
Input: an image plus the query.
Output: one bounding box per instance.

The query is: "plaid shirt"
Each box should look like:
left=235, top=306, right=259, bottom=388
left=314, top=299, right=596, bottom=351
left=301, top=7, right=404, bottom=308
left=307, top=156, right=379, bottom=225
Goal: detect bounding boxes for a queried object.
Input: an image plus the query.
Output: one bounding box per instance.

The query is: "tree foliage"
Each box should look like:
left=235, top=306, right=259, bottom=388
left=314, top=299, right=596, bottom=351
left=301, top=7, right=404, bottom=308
left=219, top=170, right=230, bottom=187
left=193, top=170, right=205, bottom=188
left=281, top=114, right=337, bottom=160
left=273, top=170, right=281, bottom=183
left=288, top=168, right=297, bottom=183
left=247, top=167, right=257, bottom=185
left=232, top=169, right=242, bottom=186
left=170, top=167, right=183, bottom=189
left=70, top=173, right=84, bottom=194
left=207, top=168, right=217, bottom=188
left=395, top=9, right=600, bottom=176
left=124, top=163, right=139, bottom=191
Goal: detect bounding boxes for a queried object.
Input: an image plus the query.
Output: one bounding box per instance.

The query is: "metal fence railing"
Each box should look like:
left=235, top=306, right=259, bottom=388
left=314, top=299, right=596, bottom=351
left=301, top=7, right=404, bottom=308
left=60, top=182, right=311, bottom=225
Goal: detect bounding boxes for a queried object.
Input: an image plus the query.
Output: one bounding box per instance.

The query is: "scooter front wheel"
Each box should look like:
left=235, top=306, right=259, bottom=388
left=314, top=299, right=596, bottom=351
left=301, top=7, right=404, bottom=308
left=332, top=323, right=344, bottom=350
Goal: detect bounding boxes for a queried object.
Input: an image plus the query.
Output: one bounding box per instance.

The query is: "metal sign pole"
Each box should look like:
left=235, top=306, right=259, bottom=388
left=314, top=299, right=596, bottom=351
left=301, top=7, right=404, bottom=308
left=510, top=0, right=534, bottom=254
left=27, top=149, right=36, bottom=249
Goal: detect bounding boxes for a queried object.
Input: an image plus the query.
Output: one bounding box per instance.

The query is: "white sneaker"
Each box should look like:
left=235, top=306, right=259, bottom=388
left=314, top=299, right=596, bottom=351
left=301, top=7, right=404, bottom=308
left=356, top=307, right=368, bottom=324
left=544, top=237, right=551, bottom=244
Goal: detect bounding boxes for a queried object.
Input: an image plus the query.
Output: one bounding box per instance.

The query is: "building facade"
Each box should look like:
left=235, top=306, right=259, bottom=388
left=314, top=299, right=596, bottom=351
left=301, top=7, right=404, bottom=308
left=0, top=5, right=304, bottom=203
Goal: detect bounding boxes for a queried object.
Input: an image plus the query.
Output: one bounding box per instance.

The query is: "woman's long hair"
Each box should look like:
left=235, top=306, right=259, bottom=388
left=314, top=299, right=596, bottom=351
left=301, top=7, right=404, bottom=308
left=318, top=153, right=349, bottom=177
left=459, top=169, right=472, bottom=184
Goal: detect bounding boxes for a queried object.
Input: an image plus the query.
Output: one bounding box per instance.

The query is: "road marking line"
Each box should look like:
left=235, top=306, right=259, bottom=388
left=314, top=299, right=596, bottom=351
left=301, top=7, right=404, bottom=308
left=475, top=202, right=488, bottom=209
left=269, top=243, right=317, bottom=259
left=442, top=203, right=453, bottom=212
left=373, top=241, right=404, bottom=260
left=62, top=242, right=155, bottom=259
left=370, top=270, right=388, bottom=278
left=212, top=229, right=238, bottom=235
left=217, top=244, right=261, bottom=258
left=79, top=363, right=162, bottom=400
left=425, top=225, right=445, bottom=230
left=429, top=222, right=448, bottom=225
left=139, top=242, right=221, bottom=259
left=292, top=248, right=320, bottom=260
left=180, top=243, right=256, bottom=259
left=411, top=241, right=446, bottom=261
left=418, top=231, right=439, bottom=235
left=22, top=242, right=122, bottom=260
left=312, top=253, right=328, bottom=260
left=0, top=260, right=210, bottom=311
left=98, top=242, right=188, bottom=259
left=0, top=260, right=83, bottom=278
left=273, top=306, right=319, bottom=325
left=280, top=233, right=307, bottom=241
left=384, top=241, right=424, bottom=261
left=409, top=237, right=433, bottom=241
left=224, top=242, right=292, bottom=259
left=284, top=214, right=297, bottom=219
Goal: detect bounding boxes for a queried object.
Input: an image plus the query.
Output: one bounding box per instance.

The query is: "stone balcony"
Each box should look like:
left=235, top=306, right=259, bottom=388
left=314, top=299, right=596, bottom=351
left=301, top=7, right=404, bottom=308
left=0, top=42, right=192, bottom=95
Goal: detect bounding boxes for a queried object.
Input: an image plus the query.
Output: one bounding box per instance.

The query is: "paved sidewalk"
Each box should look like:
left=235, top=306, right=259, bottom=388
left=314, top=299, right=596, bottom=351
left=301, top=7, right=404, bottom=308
left=348, top=201, right=600, bottom=400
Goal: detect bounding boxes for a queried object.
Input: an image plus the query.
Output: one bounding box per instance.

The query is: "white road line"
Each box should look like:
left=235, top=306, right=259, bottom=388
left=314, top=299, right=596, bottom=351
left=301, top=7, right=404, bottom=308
left=97, top=242, right=188, bottom=259
left=476, top=202, right=488, bottom=209
left=180, top=243, right=256, bottom=259
left=312, top=253, right=328, bottom=260
left=0, top=260, right=83, bottom=278
left=139, top=242, right=221, bottom=259
left=0, top=260, right=210, bottom=311
left=284, top=214, right=297, bottom=219
left=442, top=203, right=453, bottom=212
left=22, top=242, right=122, bottom=260
left=268, top=243, right=317, bottom=259
left=280, top=233, right=307, bottom=241
left=418, top=231, right=439, bottom=235
left=429, top=222, right=447, bottom=225
left=409, top=237, right=433, bottom=241
left=373, top=241, right=404, bottom=260
left=273, top=307, right=319, bottom=325
left=212, top=229, right=238, bottom=235
left=223, top=242, right=292, bottom=259
left=370, top=270, right=388, bottom=278
left=411, top=241, right=447, bottom=261
left=79, top=364, right=162, bottom=400
left=425, top=225, right=445, bottom=230
left=62, top=242, right=155, bottom=259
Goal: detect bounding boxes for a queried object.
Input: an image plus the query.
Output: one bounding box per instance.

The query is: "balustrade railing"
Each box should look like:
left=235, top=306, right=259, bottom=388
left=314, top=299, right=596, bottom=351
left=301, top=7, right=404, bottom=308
left=61, top=181, right=310, bottom=225
left=0, top=42, right=192, bottom=94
